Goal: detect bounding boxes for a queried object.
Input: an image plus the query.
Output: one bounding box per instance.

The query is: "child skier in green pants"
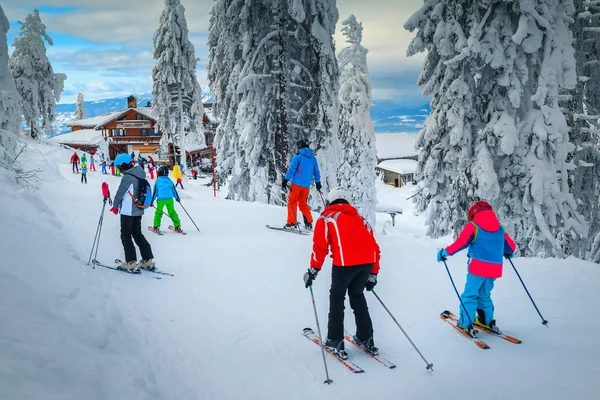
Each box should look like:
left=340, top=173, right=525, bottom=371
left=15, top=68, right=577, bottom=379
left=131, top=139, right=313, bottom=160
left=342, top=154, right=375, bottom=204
left=150, top=166, right=183, bottom=234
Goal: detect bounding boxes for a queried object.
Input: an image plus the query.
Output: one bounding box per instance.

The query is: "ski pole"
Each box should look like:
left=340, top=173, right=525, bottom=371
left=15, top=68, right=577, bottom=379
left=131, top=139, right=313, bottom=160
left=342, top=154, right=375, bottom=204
left=87, top=199, right=107, bottom=265
left=318, top=191, right=326, bottom=208
left=179, top=202, right=200, bottom=231
left=443, top=259, right=475, bottom=328
left=508, top=257, right=549, bottom=327
left=371, top=290, right=434, bottom=371
left=152, top=204, right=175, bottom=222
left=309, top=285, right=333, bottom=384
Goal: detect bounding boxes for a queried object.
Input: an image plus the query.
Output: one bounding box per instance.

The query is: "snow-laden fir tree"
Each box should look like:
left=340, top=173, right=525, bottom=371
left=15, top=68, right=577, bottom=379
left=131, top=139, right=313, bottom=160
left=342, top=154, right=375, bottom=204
left=209, top=0, right=340, bottom=206
left=152, top=0, right=205, bottom=169
left=208, top=0, right=245, bottom=185
left=0, top=5, right=19, bottom=134
left=9, top=9, right=66, bottom=138
left=73, top=93, right=85, bottom=120
left=337, top=15, right=377, bottom=225
left=406, top=0, right=587, bottom=256
left=567, top=0, right=600, bottom=262
left=289, top=0, right=341, bottom=207
left=0, top=5, right=19, bottom=166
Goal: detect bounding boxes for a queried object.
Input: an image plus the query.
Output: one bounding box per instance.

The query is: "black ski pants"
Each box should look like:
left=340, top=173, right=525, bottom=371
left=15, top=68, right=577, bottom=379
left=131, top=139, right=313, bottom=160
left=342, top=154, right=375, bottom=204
left=327, top=263, right=374, bottom=342
left=120, top=215, right=153, bottom=262
left=81, top=173, right=87, bottom=183
left=72, top=161, right=79, bottom=173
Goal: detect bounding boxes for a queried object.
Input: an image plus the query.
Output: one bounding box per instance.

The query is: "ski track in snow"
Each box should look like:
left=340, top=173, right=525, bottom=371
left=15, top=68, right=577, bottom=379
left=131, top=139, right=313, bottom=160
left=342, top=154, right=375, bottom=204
left=1, top=141, right=599, bottom=399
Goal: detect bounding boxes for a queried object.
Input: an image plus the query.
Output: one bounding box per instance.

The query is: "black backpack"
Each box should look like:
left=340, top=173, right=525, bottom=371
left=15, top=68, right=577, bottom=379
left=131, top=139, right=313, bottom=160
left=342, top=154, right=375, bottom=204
left=129, top=174, right=152, bottom=209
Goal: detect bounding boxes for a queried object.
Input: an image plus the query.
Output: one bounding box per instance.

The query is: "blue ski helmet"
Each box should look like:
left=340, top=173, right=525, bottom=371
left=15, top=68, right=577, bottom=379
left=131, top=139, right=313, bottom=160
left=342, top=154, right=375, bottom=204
left=114, top=153, right=132, bottom=168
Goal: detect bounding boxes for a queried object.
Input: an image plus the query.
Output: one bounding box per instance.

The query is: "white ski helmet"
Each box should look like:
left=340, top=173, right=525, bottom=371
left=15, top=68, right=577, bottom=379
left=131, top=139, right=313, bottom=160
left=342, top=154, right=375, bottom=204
left=327, top=187, right=352, bottom=205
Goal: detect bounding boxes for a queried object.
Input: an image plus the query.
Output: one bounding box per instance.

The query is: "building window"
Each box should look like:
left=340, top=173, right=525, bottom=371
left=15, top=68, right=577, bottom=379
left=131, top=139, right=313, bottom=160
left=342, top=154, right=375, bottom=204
left=141, top=129, right=148, bottom=136
left=111, top=128, right=125, bottom=136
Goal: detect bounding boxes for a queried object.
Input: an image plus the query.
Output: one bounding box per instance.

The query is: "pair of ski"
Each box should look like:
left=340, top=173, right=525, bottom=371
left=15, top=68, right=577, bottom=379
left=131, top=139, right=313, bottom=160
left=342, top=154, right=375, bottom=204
left=303, top=328, right=396, bottom=373
left=266, top=225, right=312, bottom=235
left=440, top=310, right=521, bottom=349
left=91, top=259, right=175, bottom=279
left=148, top=225, right=187, bottom=235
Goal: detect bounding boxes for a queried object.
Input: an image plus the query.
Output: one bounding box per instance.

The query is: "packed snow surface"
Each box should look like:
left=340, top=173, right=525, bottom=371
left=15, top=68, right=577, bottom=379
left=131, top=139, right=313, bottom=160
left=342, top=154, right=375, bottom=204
left=1, top=141, right=599, bottom=399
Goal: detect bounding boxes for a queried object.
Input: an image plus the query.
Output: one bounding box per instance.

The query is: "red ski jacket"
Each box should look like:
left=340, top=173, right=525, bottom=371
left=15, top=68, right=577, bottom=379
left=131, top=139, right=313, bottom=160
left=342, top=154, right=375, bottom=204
left=310, top=203, right=381, bottom=274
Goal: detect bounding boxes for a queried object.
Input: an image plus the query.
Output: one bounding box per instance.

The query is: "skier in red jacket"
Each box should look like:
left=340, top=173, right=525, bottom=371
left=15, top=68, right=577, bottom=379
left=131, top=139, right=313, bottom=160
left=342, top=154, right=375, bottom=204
left=304, top=187, right=381, bottom=359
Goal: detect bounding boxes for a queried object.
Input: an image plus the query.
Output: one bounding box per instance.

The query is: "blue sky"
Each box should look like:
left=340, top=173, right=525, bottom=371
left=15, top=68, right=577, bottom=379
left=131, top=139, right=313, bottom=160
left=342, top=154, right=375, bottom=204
left=3, top=0, right=427, bottom=105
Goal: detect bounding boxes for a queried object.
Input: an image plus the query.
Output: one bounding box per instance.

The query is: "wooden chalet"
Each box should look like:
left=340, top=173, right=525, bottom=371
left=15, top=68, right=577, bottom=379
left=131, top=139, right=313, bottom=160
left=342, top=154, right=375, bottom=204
left=54, top=95, right=219, bottom=162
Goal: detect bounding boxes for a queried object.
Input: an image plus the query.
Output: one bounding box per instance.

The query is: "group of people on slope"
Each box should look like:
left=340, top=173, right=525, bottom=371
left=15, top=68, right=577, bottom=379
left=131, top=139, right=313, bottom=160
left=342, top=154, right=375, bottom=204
left=108, top=153, right=185, bottom=272
left=70, top=151, right=96, bottom=183
left=281, top=140, right=517, bottom=359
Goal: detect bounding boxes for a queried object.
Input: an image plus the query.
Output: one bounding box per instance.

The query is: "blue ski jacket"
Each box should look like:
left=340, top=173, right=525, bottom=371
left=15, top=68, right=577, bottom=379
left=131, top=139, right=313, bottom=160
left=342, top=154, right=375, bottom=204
left=284, top=148, right=321, bottom=188
left=152, top=176, right=180, bottom=202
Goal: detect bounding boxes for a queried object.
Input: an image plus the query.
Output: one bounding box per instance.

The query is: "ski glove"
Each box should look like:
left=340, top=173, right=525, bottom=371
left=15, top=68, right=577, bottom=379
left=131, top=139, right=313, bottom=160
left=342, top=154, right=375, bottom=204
left=365, top=274, right=377, bottom=291
left=504, top=252, right=513, bottom=259
left=437, top=249, right=448, bottom=262
left=304, top=267, right=319, bottom=288
left=282, top=179, right=289, bottom=191
left=110, top=207, right=119, bottom=215
left=316, top=182, right=322, bottom=191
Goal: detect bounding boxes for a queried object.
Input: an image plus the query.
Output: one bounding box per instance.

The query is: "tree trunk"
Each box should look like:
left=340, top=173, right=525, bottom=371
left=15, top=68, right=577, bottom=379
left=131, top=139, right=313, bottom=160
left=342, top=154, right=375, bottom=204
left=178, top=83, right=186, bottom=170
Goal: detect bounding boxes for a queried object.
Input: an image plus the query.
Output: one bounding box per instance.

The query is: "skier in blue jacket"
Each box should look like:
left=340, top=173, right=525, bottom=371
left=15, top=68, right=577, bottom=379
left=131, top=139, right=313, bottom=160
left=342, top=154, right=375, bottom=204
left=282, top=139, right=322, bottom=230
left=150, top=166, right=183, bottom=234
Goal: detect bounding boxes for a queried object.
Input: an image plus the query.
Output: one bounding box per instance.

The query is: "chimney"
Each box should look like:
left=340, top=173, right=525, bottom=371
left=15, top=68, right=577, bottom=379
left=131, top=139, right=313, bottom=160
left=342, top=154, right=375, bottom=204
left=127, top=95, right=137, bottom=108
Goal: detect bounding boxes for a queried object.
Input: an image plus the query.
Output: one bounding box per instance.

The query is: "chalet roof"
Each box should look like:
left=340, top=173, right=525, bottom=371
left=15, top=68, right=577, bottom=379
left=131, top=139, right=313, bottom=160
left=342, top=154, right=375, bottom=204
left=67, top=107, right=158, bottom=129
left=377, top=159, right=418, bottom=175
left=375, top=133, right=417, bottom=160
left=49, top=129, right=103, bottom=146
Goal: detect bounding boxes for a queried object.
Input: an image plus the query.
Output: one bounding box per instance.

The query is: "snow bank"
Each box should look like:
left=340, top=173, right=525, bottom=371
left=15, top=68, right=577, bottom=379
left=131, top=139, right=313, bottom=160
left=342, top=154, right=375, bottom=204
left=375, top=133, right=417, bottom=160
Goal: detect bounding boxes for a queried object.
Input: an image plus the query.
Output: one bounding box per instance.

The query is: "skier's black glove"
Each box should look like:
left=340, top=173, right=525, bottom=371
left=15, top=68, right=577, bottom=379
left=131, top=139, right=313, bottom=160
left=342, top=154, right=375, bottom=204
left=365, top=274, right=377, bottom=291
left=304, top=267, right=319, bottom=288
left=316, top=182, right=322, bottom=192
left=504, top=252, right=513, bottom=259
left=282, top=179, right=289, bottom=191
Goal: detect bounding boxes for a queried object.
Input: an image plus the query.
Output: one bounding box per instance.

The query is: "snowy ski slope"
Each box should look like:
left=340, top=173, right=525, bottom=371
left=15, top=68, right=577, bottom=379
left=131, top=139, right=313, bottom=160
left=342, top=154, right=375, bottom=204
left=0, top=141, right=598, bottom=400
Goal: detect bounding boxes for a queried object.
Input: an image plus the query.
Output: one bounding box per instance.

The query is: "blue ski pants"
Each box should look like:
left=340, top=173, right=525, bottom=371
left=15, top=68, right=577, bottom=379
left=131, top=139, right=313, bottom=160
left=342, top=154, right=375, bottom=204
left=458, top=273, right=495, bottom=328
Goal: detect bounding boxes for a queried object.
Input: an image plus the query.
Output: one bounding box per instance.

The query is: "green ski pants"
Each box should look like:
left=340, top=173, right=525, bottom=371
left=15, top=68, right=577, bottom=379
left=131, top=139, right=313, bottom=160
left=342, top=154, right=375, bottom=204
left=153, top=198, right=181, bottom=228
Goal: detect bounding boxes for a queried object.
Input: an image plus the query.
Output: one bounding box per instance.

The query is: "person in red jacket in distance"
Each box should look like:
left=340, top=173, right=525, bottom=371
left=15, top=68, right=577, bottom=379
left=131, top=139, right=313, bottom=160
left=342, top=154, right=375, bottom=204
left=304, top=187, right=381, bottom=359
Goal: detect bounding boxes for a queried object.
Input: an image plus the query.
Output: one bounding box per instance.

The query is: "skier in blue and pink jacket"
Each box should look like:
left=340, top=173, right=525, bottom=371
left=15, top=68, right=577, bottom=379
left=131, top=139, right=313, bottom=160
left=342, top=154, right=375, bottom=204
left=437, top=201, right=516, bottom=334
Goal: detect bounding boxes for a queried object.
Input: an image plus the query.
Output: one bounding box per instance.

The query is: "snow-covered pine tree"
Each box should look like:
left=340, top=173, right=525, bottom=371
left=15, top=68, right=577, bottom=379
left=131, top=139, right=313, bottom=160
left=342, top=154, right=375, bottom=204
left=0, top=5, right=19, bottom=166
left=152, top=0, right=205, bottom=169
left=226, top=0, right=288, bottom=202
left=8, top=9, right=65, bottom=138
left=210, top=0, right=340, bottom=205
left=289, top=0, right=341, bottom=206
left=568, top=0, right=600, bottom=262
left=404, top=1, right=480, bottom=238
left=208, top=0, right=245, bottom=185
left=337, top=15, right=377, bottom=225
left=0, top=5, right=19, bottom=134
left=73, top=93, right=85, bottom=120
left=406, top=0, right=587, bottom=256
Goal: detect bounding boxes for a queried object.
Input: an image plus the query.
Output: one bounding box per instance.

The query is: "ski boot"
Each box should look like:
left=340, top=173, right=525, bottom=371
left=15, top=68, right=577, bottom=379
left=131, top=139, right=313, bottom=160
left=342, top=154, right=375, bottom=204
left=283, top=223, right=298, bottom=230
left=304, top=222, right=313, bottom=230
left=324, top=338, right=348, bottom=360
left=118, top=260, right=140, bottom=273
left=459, top=325, right=479, bottom=338
left=475, top=317, right=501, bottom=334
left=138, top=259, right=156, bottom=272
left=174, top=226, right=184, bottom=233
left=353, top=336, right=379, bottom=356
left=150, top=226, right=161, bottom=234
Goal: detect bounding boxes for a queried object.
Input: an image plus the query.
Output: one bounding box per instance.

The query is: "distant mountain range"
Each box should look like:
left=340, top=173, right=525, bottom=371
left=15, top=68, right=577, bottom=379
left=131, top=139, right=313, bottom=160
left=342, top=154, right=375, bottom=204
left=50, top=94, right=429, bottom=136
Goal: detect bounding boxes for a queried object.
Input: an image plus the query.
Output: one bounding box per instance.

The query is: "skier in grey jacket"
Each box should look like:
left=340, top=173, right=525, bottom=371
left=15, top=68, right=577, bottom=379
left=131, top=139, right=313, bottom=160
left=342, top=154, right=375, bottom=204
left=110, top=153, right=155, bottom=272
